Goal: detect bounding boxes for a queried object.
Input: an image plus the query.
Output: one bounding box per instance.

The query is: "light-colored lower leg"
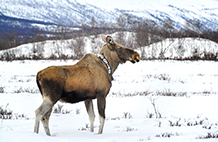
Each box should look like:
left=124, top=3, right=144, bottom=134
left=89, top=117, right=95, bottom=132
left=85, top=100, right=95, bottom=132
left=88, top=106, right=95, bottom=132
left=41, top=108, right=52, bottom=136
left=34, top=111, right=41, bottom=134
left=34, top=99, right=53, bottom=135
left=97, top=96, right=106, bottom=134
left=89, top=112, right=95, bottom=132
left=98, top=115, right=105, bottom=134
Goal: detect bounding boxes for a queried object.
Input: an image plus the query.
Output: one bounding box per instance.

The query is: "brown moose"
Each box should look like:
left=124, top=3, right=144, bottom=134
left=34, top=35, right=140, bottom=136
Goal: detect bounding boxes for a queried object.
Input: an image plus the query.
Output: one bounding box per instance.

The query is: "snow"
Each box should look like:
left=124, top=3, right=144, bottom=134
left=1, top=59, right=218, bottom=142
left=138, top=38, right=218, bottom=59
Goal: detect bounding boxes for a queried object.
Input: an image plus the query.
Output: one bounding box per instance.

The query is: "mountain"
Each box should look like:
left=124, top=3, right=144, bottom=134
left=0, top=0, right=218, bottom=36
left=0, top=12, right=55, bottom=36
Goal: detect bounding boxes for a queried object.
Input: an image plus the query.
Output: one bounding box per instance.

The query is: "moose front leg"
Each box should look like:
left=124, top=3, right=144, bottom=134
left=97, top=95, right=106, bottom=134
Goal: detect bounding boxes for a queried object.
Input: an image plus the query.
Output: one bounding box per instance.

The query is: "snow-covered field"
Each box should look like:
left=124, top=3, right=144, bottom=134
left=1, top=60, right=218, bottom=142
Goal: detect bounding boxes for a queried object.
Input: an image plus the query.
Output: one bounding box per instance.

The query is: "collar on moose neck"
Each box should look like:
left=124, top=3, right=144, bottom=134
left=97, top=54, right=114, bottom=81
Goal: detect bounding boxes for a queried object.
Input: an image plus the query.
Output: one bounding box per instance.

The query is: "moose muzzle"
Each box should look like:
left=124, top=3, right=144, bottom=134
left=129, top=52, right=140, bottom=63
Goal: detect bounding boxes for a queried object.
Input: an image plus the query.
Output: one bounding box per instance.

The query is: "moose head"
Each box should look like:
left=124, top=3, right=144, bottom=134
left=100, top=35, right=140, bottom=65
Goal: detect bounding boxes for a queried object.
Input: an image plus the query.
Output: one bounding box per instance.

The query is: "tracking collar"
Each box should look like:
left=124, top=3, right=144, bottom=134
left=97, top=54, right=114, bottom=81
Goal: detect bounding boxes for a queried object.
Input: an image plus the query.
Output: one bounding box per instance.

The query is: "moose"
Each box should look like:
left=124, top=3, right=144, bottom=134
left=34, top=35, right=140, bottom=136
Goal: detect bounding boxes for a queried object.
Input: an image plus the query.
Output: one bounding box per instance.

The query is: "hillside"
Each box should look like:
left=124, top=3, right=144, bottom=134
left=0, top=33, right=218, bottom=60
left=138, top=38, right=218, bottom=59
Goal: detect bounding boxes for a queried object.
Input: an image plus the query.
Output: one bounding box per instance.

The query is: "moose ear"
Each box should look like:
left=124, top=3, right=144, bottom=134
left=101, top=34, right=107, bottom=43
left=101, top=34, right=114, bottom=45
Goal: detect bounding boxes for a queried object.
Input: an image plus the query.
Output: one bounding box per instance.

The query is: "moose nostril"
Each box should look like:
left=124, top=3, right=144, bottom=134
left=134, top=57, right=139, bottom=62
left=130, top=60, right=136, bottom=63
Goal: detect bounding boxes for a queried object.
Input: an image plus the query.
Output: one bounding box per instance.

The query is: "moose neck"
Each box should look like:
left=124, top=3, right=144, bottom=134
left=99, top=47, right=120, bottom=75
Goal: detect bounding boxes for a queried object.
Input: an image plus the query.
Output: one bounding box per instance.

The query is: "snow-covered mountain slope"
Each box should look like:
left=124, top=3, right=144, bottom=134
left=1, top=0, right=218, bottom=30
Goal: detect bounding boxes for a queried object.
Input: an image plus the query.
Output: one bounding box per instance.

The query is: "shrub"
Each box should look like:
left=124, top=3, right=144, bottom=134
left=156, top=132, right=179, bottom=138
left=78, top=123, right=90, bottom=131
left=125, top=127, right=137, bottom=132
left=123, top=112, right=133, bottom=119
left=198, top=132, right=218, bottom=139
left=148, top=97, right=162, bottom=118
left=155, top=89, right=187, bottom=97
left=111, top=91, right=151, bottom=97
left=0, top=86, right=4, bottom=93
left=53, top=104, right=71, bottom=114
left=76, top=108, right=81, bottom=115
left=0, top=104, right=13, bottom=119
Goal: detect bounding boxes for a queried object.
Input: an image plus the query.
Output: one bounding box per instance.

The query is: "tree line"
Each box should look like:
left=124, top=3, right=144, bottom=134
left=0, top=14, right=218, bottom=61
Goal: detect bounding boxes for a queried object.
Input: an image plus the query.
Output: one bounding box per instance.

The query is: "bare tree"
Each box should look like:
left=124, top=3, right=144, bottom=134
left=184, top=19, right=192, bottom=37
left=90, top=37, right=102, bottom=55
left=162, top=18, right=174, bottom=38
left=51, top=26, right=62, bottom=58
left=89, top=16, right=98, bottom=38
left=116, top=14, right=131, bottom=46
left=125, top=32, right=136, bottom=49
left=99, top=18, right=109, bottom=34
left=133, top=20, right=150, bottom=59
left=71, top=30, right=86, bottom=59
left=4, top=30, right=18, bottom=49
left=192, top=19, right=203, bottom=39
left=50, top=24, right=70, bottom=59
left=89, top=17, right=102, bottom=54
left=80, top=19, right=91, bottom=36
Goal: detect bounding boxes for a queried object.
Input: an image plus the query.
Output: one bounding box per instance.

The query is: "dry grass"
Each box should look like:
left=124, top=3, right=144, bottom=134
left=0, top=104, right=13, bottom=119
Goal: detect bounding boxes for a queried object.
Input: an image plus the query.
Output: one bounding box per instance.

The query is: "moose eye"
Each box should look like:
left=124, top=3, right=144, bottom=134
left=118, top=47, right=123, bottom=51
left=107, top=38, right=113, bottom=44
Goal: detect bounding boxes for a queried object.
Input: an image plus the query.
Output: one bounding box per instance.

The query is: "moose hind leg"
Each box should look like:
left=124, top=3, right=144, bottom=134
left=41, top=108, right=52, bottom=136
left=97, top=96, right=106, bottom=134
left=85, top=100, right=95, bottom=132
left=34, top=99, right=53, bottom=135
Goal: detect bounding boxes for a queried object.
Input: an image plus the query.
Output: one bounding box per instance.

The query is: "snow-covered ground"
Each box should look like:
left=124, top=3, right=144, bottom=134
left=1, top=60, right=218, bottom=141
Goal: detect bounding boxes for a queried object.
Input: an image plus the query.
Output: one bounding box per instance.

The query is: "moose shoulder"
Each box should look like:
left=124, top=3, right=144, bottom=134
left=34, top=35, right=140, bottom=136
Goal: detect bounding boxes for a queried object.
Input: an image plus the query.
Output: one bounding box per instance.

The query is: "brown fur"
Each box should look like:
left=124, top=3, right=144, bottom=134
left=37, top=54, right=111, bottom=104
left=34, top=35, right=140, bottom=135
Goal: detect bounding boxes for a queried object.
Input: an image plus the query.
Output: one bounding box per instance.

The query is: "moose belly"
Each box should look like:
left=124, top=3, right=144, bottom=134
left=60, top=90, right=96, bottom=104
